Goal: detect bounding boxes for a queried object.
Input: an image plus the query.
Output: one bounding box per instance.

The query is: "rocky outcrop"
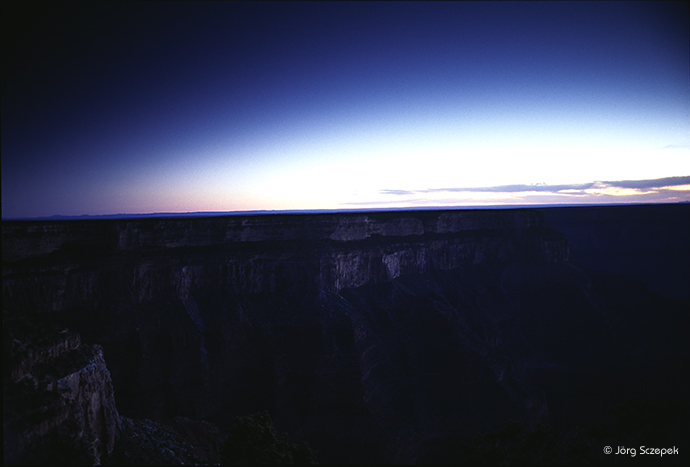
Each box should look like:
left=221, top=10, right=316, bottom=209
left=104, top=416, right=224, bottom=466
left=3, top=313, right=120, bottom=465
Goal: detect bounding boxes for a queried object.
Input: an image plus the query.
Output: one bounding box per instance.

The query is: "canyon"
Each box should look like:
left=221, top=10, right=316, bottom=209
left=3, top=205, right=689, bottom=464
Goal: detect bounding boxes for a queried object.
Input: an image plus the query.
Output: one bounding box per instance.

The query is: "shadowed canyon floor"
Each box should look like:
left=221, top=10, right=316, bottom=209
left=3, top=205, right=689, bottom=464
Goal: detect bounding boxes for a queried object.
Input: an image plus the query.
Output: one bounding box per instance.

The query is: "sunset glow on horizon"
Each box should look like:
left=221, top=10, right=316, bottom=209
left=2, top=2, right=688, bottom=218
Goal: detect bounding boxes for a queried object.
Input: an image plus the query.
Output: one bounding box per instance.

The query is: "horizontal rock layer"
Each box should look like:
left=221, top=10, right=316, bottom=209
left=3, top=209, right=549, bottom=260
left=2, top=210, right=569, bottom=312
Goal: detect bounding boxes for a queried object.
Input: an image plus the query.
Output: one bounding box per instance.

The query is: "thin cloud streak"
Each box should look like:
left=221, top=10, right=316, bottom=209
left=381, top=176, right=690, bottom=196
left=606, top=176, right=690, bottom=189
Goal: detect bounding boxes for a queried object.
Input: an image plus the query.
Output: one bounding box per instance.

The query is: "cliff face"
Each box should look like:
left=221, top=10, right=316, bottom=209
left=2, top=210, right=568, bottom=309
left=3, top=315, right=120, bottom=465
left=3, top=207, right=686, bottom=464
left=2, top=209, right=551, bottom=258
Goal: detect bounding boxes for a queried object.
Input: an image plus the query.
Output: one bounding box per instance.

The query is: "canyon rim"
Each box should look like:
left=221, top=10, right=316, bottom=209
left=3, top=205, right=689, bottom=464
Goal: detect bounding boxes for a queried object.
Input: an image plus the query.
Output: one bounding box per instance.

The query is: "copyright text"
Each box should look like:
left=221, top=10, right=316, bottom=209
left=604, top=446, right=679, bottom=457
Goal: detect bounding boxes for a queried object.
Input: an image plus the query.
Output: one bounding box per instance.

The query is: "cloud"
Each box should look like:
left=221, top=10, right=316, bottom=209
left=603, top=176, right=690, bottom=190
left=380, top=189, right=417, bottom=196
left=381, top=176, right=690, bottom=197
left=426, top=183, right=597, bottom=193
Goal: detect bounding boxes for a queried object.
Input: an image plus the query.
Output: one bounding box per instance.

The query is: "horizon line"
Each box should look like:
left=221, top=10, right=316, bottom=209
left=3, top=200, right=688, bottom=222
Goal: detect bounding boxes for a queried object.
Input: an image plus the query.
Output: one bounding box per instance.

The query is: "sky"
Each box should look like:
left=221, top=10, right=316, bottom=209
left=2, top=1, right=689, bottom=218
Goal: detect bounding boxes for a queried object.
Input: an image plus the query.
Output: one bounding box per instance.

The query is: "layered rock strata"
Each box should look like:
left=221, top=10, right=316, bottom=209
left=2, top=210, right=569, bottom=311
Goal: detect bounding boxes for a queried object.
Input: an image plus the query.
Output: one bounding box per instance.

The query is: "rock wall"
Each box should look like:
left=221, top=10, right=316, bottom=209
left=2, top=209, right=569, bottom=312
left=2, top=209, right=550, bottom=259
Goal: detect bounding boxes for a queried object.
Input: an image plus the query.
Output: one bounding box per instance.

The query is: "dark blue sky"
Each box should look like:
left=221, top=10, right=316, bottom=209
left=2, top=1, right=689, bottom=218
